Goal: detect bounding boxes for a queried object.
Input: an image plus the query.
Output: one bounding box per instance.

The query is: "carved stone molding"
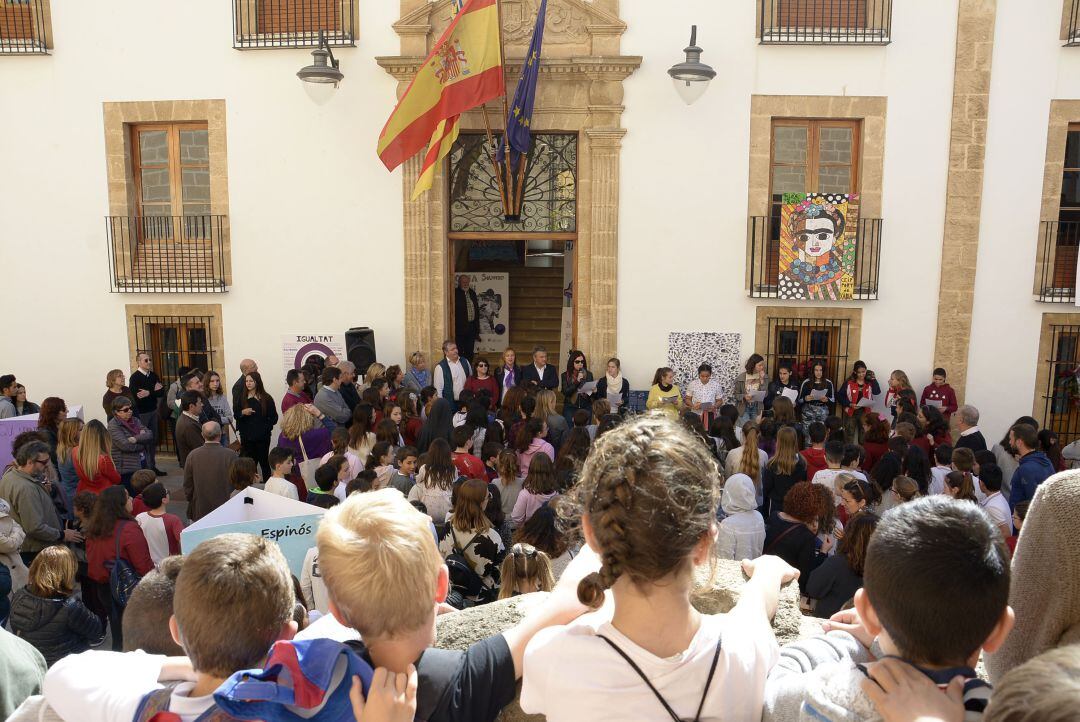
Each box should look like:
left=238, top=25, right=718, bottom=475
left=383, top=0, right=639, bottom=365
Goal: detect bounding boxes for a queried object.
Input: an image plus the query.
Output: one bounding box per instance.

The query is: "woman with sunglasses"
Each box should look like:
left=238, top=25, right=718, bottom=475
left=560, top=350, right=594, bottom=428
left=107, top=398, right=153, bottom=495
left=463, top=356, right=499, bottom=411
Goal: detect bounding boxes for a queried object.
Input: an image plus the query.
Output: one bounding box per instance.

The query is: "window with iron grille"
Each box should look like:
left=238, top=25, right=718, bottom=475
left=764, top=316, right=853, bottom=394
left=133, top=314, right=216, bottom=450
left=0, top=0, right=50, bottom=54
left=1066, top=0, right=1080, bottom=46
left=1042, top=324, right=1080, bottom=446
left=759, top=0, right=892, bottom=44
left=1037, top=126, right=1080, bottom=302
left=233, top=0, right=356, bottom=49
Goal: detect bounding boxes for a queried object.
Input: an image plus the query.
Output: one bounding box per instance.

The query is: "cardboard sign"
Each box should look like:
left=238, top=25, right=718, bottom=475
left=0, top=406, right=84, bottom=467
left=180, top=486, right=326, bottom=576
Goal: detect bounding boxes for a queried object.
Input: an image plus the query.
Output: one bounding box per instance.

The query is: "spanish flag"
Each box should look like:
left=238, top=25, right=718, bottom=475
left=378, top=0, right=504, bottom=193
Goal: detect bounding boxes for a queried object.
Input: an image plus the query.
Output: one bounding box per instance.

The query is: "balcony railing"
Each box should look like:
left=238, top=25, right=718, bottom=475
left=1067, top=0, right=1080, bottom=46
left=1, top=0, right=49, bottom=54
left=106, top=215, right=228, bottom=293
left=1035, top=220, right=1080, bottom=303
left=233, top=0, right=356, bottom=49
left=747, top=216, right=882, bottom=300
left=759, top=0, right=892, bottom=44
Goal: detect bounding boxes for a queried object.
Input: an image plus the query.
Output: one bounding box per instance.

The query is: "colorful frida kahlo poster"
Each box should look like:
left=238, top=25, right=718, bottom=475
left=778, top=192, right=859, bottom=301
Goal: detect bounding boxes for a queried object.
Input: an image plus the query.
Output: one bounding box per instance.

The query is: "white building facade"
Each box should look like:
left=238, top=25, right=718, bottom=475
left=1, top=0, right=1079, bottom=447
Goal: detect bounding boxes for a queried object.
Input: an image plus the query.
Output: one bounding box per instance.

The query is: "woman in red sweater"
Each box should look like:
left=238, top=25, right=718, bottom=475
left=73, top=420, right=121, bottom=494
left=463, top=357, right=499, bottom=410
left=860, top=414, right=890, bottom=473
left=84, top=486, right=153, bottom=651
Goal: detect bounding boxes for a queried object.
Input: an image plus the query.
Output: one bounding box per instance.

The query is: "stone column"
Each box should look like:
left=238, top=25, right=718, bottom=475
left=582, top=128, right=625, bottom=364
left=402, top=153, right=447, bottom=361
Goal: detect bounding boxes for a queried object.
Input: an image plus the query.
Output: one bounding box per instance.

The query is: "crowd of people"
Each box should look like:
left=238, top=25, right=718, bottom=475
left=0, top=343, right=1079, bottom=721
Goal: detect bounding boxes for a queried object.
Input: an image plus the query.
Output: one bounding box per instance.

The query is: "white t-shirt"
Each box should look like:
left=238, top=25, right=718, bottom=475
left=521, top=600, right=779, bottom=722
left=980, top=491, right=1012, bottom=535
left=134, top=512, right=172, bottom=567
left=811, top=468, right=845, bottom=506
left=300, top=546, right=331, bottom=614
left=264, top=476, right=299, bottom=500
left=930, top=466, right=949, bottom=495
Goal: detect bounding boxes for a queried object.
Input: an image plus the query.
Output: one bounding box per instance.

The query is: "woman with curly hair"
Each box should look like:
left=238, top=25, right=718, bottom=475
left=764, top=481, right=830, bottom=595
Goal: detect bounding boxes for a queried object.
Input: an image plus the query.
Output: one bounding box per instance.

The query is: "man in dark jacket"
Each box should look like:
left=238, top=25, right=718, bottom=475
left=1009, top=422, right=1056, bottom=507
left=454, top=274, right=481, bottom=363
left=953, top=404, right=987, bottom=453
left=230, top=358, right=258, bottom=412
left=182, top=421, right=239, bottom=522
left=128, top=353, right=166, bottom=476
left=175, top=392, right=206, bottom=468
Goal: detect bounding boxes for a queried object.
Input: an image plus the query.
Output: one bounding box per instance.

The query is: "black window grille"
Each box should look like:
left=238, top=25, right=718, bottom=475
left=748, top=216, right=882, bottom=299
left=0, top=0, right=48, bottom=54
left=233, top=0, right=356, bottom=49
left=448, top=132, right=577, bottom=234
left=1035, top=220, right=1079, bottom=302
left=133, top=314, right=217, bottom=451
left=759, top=0, right=892, bottom=44
left=1067, top=0, right=1080, bottom=46
left=763, top=316, right=853, bottom=396
left=1042, top=323, right=1080, bottom=446
left=106, top=216, right=228, bottom=293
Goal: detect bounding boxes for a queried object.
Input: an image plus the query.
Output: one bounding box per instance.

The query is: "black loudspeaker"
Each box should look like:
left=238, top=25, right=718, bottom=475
left=345, top=327, right=377, bottom=377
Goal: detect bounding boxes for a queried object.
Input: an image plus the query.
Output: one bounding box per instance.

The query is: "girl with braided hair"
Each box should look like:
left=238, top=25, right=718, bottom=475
left=520, top=414, right=798, bottom=722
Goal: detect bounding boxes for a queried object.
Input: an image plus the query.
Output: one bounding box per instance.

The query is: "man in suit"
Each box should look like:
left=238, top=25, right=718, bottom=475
left=128, top=352, right=166, bottom=476
left=230, top=358, right=258, bottom=412
left=454, top=274, right=481, bottom=363
left=522, top=345, right=559, bottom=391
left=175, top=391, right=206, bottom=467
left=182, top=421, right=239, bottom=522
left=953, top=404, right=987, bottom=453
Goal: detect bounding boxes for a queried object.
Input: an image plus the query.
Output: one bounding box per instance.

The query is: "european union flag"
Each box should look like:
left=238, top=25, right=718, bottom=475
left=497, top=0, right=546, bottom=163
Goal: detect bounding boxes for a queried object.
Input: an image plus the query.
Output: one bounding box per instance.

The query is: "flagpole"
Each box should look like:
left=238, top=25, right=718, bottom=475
left=495, top=0, right=515, bottom=217
left=481, top=105, right=510, bottom=213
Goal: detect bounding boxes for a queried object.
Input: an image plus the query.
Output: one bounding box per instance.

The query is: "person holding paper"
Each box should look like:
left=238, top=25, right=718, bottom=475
left=560, top=350, right=594, bottom=427
left=733, top=354, right=767, bottom=426
left=592, top=357, right=630, bottom=414
left=646, top=367, right=684, bottom=420
left=919, top=367, right=959, bottom=420
left=765, top=364, right=800, bottom=416
left=842, top=360, right=880, bottom=444
left=797, top=360, right=836, bottom=435
left=686, top=363, right=725, bottom=427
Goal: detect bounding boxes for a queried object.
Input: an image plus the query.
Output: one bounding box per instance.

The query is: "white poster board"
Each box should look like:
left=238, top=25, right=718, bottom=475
left=463, top=272, right=510, bottom=354
left=282, top=332, right=346, bottom=371
left=181, top=487, right=325, bottom=577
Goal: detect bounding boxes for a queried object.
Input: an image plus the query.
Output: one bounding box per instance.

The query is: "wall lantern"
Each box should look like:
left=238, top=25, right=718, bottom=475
left=298, top=30, right=343, bottom=102
left=667, top=25, right=716, bottom=105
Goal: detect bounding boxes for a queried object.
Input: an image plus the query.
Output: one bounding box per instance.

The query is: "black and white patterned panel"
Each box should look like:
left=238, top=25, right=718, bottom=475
left=667, top=332, right=743, bottom=401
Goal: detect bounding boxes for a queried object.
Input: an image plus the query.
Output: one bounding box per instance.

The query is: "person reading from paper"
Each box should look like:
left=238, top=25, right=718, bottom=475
left=734, top=354, right=767, bottom=425
left=593, top=357, right=629, bottom=414
left=686, top=363, right=725, bottom=428
left=797, top=360, right=836, bottom=436
left=765, top=363, right=799, bottom=416
left=646, top=367, right=684, bottom=420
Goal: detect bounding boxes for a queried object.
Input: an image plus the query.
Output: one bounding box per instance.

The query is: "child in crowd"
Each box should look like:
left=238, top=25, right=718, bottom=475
left=930, top=444, right=952, bottom=495
left=451, top=426, right=486, bottom=479
left=920, top=367, right=959, bottom=419
left=307, top=462, right=342, bottom=509
left=120, top=555, right=185, bottom=656
left=228, top=456, right=262, bottom=497
left=134, top=483, right=182, bottom=567
left=824, top=416, right=845, bottom=445
left=365, top=441, right=395, bottom=491
left=346, top=470, right=377, bottom=496
left=128, top=469, right=157, bottom=516
left=1006, top=500, right=1029, bottom=555
left=945, top=470, right=979, bottom=504
left=481, top=441, right=502, bottom=482
left=952, top=446, right=982, bottom=499
left=497, top=543, right=555, bottom=599
left=764, top=496, right=1013, bottom=720
left=977, top=463, right=1012, bottom=539
left=800, top=422, right=828, bottom=481
left=716, top=473, right=765, bottom=560
left=841, top=444, right=868, bottom=483
left=438, top=478, right=505, bottom=604
left=888, top=475, right=921, bottom=505
left=514, top=418, right=555, bottom=478
left=408, top=438, right=456, bottom=521
left=9, top=545, right=104, bottom=666
left=321, top=426, right=362, bottom=481
left=299, top=546, right=329, bottom=615
left=810, top=439, right=846, bottom=506
left=263, top=446, right=298, bottom=500
left=43, top=534, right=299, bottom=722
left=520, top=414, right=797, bottom=721
left=315, top=488, right=592, bottom=722
left=494, top=448, right=524, bottom=526
left=388, top=446, right=418, bottom=496
left=511, top=454, right=559, bottom=527
left=806, top=511, right=879, bottom=620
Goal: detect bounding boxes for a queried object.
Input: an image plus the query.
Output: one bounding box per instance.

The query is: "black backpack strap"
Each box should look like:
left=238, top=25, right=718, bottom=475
left=597, top=631, right=723, bottom=722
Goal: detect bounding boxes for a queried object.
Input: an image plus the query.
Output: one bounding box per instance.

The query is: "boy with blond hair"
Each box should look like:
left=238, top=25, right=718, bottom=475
left=42, top=534, right=298, bottom=721
left=317, top=488, right=590, bottom=722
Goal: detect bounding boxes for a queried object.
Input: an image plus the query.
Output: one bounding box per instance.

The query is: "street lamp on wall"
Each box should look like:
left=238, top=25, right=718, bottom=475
left=667, top=25, right=716, bottom=105
left=298, top=30, right=343, bottom=103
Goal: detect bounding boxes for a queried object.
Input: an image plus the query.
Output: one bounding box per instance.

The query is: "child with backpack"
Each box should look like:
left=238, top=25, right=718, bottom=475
left=520, top=414, right=798, bottom=721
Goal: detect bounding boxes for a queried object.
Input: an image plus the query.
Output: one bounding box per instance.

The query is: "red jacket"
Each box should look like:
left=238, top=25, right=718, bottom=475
left=920, top=383, right=958, bottom=419
left=73, top=451, right=121, bottom=495
left=464, top=376, right=500, bottom=410
left=452, top=452, right=486, bottom=480
left=86, top=520, right=154, bottom=584
left=131, top=495, right=149, bottom=517
left=403, top=417, right=422, bottom=447
left=911, top=435, right=933, bottom=460
left=801, top=448, right=827, bottom=482
left=861, top=441, right=888, bottom=472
